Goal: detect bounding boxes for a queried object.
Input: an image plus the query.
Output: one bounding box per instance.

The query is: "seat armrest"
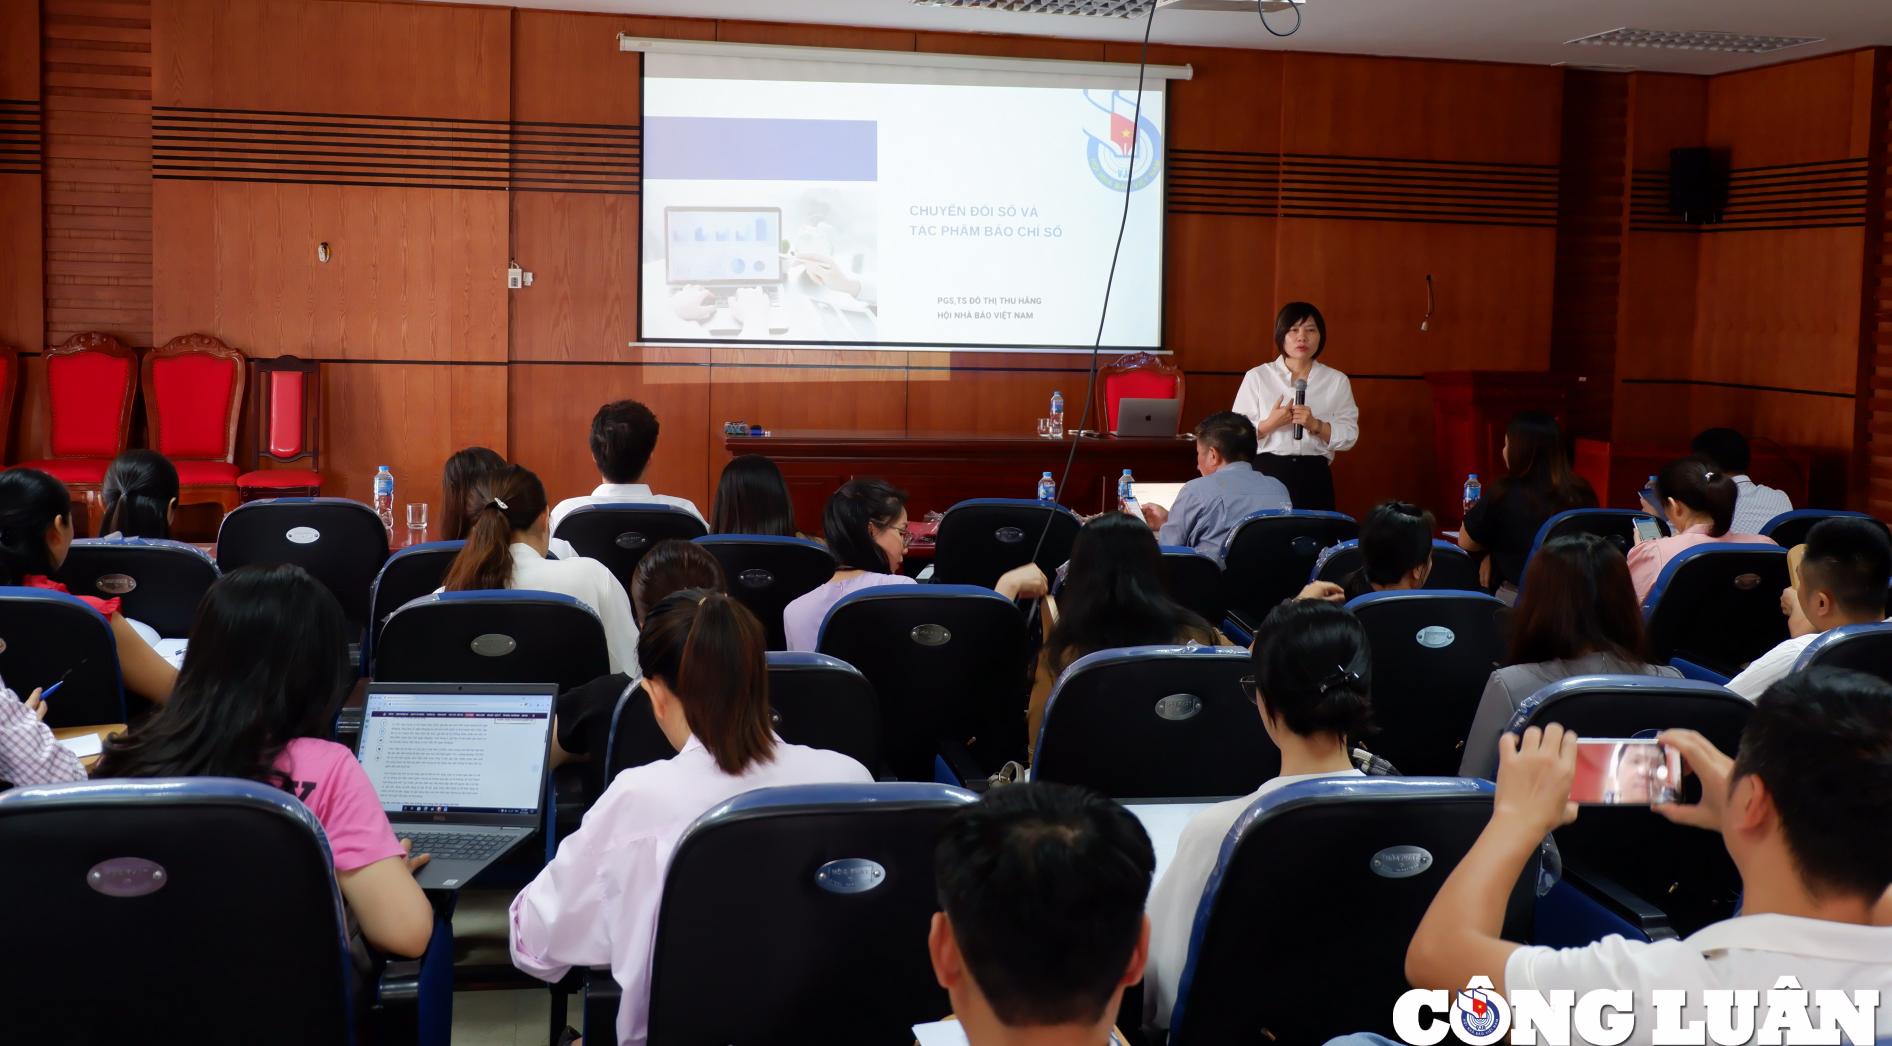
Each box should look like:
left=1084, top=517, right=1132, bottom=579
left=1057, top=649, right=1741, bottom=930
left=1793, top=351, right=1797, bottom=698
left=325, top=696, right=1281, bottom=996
left=1560, top=861, right=1680, bottom=942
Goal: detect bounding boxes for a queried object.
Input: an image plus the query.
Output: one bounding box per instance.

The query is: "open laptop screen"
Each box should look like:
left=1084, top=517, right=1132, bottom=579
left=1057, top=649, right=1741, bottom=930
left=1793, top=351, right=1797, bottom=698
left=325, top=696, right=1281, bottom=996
left=358, top=691, right=553, bottom=816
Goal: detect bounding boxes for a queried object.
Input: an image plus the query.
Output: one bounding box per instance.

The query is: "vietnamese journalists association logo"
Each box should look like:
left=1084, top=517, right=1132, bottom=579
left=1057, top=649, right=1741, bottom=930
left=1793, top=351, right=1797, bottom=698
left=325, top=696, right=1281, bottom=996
left=1083, top=88, right=1161, bottom=193
left=1453, top=980, right=1510, bottom=1044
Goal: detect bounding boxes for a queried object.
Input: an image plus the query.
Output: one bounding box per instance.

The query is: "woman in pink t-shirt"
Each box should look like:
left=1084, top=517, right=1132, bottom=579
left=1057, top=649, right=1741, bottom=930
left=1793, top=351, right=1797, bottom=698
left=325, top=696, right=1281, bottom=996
left=1627, top=457, right=1778, bottom=604
left=95, top=563, right=435, bottom=958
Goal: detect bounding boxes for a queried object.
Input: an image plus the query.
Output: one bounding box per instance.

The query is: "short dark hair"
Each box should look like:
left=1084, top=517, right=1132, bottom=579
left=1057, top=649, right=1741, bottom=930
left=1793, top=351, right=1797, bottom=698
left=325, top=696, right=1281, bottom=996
left=589, top=400, right=660, bottom=484
left=1194, top=411, right=1258, bottom=463
left=1690, top=428, right=1751, bottom=475
left=1800, top=518, right=1892, bottom=618
left=630, top=539, right=727, bottom=624
left=1657, top=456, right=1737, bottom=536
left=101, top=450, right=179, bottom=540
left=0, top=467, right=72, bottom=584
left=1250, top=600, right=1374, bottom=740
left=711, top=454, right=797, bottom=538
left=1357, top=501, right=1434, bottom=587
left=1509, top=534, right=1648, bottom=665
left=1272, top=301, right=1327, bottom=359
left=636, top=590, right=774, bottom=775
left=823, top=478, right=907, bottom=574
left=934, top=783, right=1154, bottom=1027
left=1735, top=668, right=1892, bottom=902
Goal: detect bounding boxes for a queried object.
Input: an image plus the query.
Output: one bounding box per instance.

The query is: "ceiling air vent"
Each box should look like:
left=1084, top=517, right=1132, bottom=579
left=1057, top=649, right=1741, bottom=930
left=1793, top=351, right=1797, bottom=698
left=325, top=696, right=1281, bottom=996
left=908, top=0, right=1299, bottom=17
left=1566, top=27, right=1820, bottom=55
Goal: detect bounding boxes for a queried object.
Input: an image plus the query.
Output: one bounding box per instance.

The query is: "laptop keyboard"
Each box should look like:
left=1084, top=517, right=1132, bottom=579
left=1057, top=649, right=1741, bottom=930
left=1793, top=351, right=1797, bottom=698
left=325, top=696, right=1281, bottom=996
left=400, top=832, right=511, bottom=861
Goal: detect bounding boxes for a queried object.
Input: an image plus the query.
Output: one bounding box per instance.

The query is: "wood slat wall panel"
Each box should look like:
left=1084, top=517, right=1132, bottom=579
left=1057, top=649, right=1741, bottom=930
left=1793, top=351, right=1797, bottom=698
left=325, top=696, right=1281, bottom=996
left=1863, top=49, right=1892, bottom=519
left=41, top=0, right=150, bottom=347
left=0, top=3, right=43, bottom=358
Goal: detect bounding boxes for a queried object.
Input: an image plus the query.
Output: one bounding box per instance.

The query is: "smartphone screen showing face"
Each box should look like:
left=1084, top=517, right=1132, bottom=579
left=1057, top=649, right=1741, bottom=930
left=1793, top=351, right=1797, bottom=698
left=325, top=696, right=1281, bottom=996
left=1569, top=739, right=1681, bottom=805
left=1632, top=515, right=1663, bottom=544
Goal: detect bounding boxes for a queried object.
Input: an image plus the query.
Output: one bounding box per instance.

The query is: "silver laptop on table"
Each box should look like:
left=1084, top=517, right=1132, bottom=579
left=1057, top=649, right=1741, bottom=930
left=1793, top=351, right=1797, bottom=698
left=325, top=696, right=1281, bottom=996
left=1115, top=397, right=1181, bottom=437
left=355, top=682, right=557, bottom=890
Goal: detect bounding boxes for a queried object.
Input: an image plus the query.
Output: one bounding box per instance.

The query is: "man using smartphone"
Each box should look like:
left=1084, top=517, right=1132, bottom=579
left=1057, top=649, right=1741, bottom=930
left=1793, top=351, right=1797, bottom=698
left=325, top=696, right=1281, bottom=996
left=1404, top=668, right=1892, bottom=1043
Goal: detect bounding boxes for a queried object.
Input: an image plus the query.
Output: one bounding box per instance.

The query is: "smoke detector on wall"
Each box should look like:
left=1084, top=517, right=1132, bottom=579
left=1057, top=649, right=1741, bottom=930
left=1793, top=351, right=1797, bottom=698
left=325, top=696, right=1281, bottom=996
left=908, top=0, right=1301, bottom=17
left=1565, top=27, right=1821, bottom=55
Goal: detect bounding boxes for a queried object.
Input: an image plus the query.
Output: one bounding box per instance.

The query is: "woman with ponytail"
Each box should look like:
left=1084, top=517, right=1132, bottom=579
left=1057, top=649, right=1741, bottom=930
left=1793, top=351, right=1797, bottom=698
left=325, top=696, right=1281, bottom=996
left=0, top=467, right=177, bottom=703
left=509, top=591, right=871, bottom=1046
left=439, top=463, right=638, bottom=676
left=100, top=450, right=179, bottom=539
left=1142, top=600, right=1374, bottom=1029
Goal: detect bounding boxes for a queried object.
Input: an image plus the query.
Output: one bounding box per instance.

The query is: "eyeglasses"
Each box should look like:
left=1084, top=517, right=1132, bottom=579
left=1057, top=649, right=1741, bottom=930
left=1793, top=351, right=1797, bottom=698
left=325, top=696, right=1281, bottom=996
left=1238, top=675, right=1259, bottom=705
left=876, top=521, right=913, bottom=548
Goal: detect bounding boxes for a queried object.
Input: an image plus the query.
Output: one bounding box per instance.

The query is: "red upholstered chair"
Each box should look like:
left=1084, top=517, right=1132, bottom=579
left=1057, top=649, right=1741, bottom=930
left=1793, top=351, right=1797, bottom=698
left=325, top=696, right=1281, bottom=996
left=238, top=356, right=324, bottom=499
left=1096, top=351, right=1185, bottom=434
left=143, top=334, right=247, bottom=517
left=18, top=332, right=139, bottom=495
left=0, top=344, right=16, bottom=464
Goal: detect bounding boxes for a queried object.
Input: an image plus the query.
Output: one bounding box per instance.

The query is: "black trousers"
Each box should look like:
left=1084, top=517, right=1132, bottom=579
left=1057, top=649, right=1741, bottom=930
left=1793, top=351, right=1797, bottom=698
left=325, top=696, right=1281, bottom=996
left=1255, top=453, right=1336, bottom=512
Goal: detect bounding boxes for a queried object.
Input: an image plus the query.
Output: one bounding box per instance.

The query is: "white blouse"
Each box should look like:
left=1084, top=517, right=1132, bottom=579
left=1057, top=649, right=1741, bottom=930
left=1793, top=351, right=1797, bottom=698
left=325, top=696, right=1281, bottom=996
left=509, top=734, right=872, bottom=1046
left=1231, top=357, right=1360, bottom=462
left=503, top=542, right=640, bottom=678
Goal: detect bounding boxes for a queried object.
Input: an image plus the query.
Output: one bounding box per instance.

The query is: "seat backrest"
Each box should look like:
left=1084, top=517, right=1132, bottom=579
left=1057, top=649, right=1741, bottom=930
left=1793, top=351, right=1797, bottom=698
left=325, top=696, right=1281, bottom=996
left=61, top=538, right=219, bottom=639
left=1311, top=539, right=1480, bottom=592
left=932, top=498, right=1084, bottom=589
left=1223, top=511, right=1358, bottom=623
left=1643, top=544, right=1789, bottom=677
left=695, top=535, right=836, bottom=650
left=1160, top=547, right=1226, bottom=624
left=44, top=332, right=138, bottom=459
left=0, top=586, right=126, bottom=731
left=216, top=498, right=389, bottom=629
left=1760, top=508, right=1889, bottom=550
left=605, top=678, right=672, bottom=779
left=1347, top=591, right=1507, bottom=776
left=1170, top=778, right=1534, bottom=1044
left=365, top=540, right=464, bottom=661
left=1033, top=645, right=1275, bottom=798
left=552, top=504, right=708, bottom=592
left=817, top=586, right=1028, bottom=780
left=1528, top=508, right=1667, bottom=570
left=0, top=777, right=351, bottom=1044
left=143, top=333, right=246, bottom=464
left=254, top=355, right=321, bottom=466
left=1795, top=622, right=1892, bottom=686
left=767, top=651, right=884, bottom=774
left=1511, top=675, right=1752, bottom=935
left=646, top=783, right=977, bottom=1043
left=374, top=590, right=609, bottom=693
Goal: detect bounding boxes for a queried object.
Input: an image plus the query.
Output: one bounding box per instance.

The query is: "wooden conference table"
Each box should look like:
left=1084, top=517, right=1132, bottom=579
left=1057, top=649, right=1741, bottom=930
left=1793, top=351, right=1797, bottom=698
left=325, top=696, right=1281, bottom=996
left=725, top=430, right=1199, bottom=535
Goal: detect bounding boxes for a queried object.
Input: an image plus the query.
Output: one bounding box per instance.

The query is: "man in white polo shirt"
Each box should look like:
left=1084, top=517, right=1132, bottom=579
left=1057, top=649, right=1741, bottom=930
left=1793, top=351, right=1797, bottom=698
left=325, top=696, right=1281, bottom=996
left=548, top=399, right=704, bottom=559
left=1405, top=668, right=1892, bottom=1044
left=1728, top=516, right=1892, bottom=700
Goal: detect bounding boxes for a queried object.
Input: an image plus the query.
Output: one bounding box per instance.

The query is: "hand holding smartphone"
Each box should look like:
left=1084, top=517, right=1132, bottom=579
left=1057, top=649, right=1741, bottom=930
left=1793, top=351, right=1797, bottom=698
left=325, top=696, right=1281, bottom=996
left=1568, top=738, right=1681, bottom=805
left=1631, top=515, right=1663, bottom=546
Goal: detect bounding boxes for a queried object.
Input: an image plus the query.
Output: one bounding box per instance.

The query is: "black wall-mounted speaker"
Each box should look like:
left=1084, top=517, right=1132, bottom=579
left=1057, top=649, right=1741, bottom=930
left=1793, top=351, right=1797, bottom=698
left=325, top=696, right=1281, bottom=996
left=1669, top=147, right=1726, bottom=224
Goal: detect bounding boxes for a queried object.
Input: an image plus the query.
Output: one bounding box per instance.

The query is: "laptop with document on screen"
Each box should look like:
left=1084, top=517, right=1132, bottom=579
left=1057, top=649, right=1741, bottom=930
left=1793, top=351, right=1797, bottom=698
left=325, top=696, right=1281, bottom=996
left=355, top=682, right=557, bottom=890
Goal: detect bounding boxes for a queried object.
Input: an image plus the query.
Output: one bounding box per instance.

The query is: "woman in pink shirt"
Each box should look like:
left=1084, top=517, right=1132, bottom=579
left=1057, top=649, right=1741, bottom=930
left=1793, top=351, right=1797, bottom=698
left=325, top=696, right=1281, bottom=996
left=95, top=563, right=435, bottom=958
left=510, top=591, right=872, bottom=1046
left=1627, top=457, right=1777, bottom=604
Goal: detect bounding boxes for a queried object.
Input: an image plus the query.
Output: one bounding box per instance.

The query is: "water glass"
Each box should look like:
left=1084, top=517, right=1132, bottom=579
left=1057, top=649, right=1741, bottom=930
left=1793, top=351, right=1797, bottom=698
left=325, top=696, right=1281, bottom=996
left=405, top=502, right=429, bottom=544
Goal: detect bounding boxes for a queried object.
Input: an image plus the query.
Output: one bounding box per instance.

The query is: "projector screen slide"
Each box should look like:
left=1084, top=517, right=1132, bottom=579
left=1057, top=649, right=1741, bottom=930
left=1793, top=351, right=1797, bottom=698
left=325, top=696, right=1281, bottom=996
left=639, top=56, right=1167, bottom=350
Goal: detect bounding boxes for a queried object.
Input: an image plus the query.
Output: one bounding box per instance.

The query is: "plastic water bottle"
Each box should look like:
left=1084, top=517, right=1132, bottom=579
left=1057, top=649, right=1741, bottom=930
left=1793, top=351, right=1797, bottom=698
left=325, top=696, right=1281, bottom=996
left=1036, top=471, right=1057, bottom=503
left=1049, top=390, right=1065, bottom=436
left=1118, top=469, right=1135, bottom=506
left=1461, top=473, right=1481, bottom=513
left=373, top=465, right=395, bottom=535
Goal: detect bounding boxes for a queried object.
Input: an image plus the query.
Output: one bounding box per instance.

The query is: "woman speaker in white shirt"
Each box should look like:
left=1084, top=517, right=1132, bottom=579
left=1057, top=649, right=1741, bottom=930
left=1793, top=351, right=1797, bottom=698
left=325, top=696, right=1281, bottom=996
left=1231, top=301, right=1360, bottom=511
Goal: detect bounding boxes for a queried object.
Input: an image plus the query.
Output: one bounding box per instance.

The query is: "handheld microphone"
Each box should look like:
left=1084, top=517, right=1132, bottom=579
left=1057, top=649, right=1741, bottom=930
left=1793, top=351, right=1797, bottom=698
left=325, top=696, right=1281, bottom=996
left=1292, top=377, right=1308, bottom=440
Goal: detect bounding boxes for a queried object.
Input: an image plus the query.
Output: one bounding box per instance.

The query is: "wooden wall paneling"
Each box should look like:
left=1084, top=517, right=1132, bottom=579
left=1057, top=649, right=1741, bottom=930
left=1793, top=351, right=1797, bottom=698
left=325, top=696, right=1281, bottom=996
left=903, top=351, right=1095, bottom=437
left=914, top=31, right=1106, bottom=63
left=511, top=9, right=714, bottom=128
left=1276, top=54, right=1563, bottom=165
left=1862, top=48, right=1891, bottom=518
left=509, top=190, right=637, bottom=361
left=1704, top=51, right=1875, bottom=170
left=1549, top=71, right=1630, bottom=440
left=508, top=359, right=714, bottom=514
left=714, top=20, right=917, bottom=52
left=153, top=181, right=509, bottom=360
left=0, top=0, right=42, bottom=360
left=158, top=0, right=510, bottom=118
left=41, top=0, right=151, bottom=348
left=1691, top=227, right=1865, bottom=392
left=320, top=361, right=509, bottom=524
left=1614, top=73, right=1705, bottom=411
left=1336, top=378, right=1436, bottom=519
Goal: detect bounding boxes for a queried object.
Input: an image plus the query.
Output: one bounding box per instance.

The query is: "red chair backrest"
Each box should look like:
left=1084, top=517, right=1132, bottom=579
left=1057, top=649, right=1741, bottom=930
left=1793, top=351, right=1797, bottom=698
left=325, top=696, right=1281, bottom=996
left=45, top=333, right=138, bottom=459
left=144, top=335, right=246, bottom=464
left=254, top=356, right=320, bottom=466
left=1101, top=352, right=1184, bottom=432
left=267, top=369, right=307, bottom=459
